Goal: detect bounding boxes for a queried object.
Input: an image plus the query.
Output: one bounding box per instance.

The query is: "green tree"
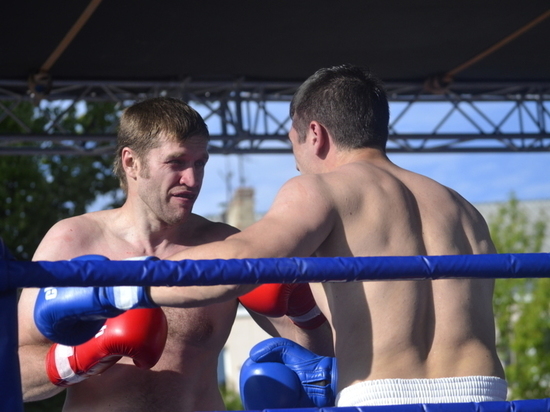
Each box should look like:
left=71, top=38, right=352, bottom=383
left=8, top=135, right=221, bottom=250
left=0, top=100, right=122, bottom=411
left=220, top=385, right=244, bottom=410
left=490, top=193, right=548, bottom=400
left=1, top=101, right=122, bottom=260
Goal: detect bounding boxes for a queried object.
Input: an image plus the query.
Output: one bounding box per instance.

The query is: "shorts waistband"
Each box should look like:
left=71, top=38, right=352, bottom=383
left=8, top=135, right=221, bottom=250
left=335, top=376, right=508, bottom=406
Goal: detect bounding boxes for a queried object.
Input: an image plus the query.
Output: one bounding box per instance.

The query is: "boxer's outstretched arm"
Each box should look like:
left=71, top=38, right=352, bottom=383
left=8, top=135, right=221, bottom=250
left=149, top=283, right=257, bottom=307
left=147, top=177, right=335, bottom=355
left=152, top=176, right=334, bottom=307
left=149, top=281, right=334, bottom=356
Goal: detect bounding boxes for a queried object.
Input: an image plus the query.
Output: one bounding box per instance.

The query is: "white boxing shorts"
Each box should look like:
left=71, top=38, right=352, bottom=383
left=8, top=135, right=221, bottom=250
left=335, top=376, right=507, bottom=406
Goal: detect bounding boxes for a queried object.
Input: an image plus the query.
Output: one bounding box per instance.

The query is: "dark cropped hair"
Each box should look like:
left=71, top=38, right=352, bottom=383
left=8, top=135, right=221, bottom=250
left=290, top=64, right=389, bottom=151
left=113, top=97, right=209, bottom=193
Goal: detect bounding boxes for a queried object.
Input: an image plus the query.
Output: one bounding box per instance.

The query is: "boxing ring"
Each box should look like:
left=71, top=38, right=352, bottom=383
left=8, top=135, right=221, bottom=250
left=1, top=239, right=550, bottom=411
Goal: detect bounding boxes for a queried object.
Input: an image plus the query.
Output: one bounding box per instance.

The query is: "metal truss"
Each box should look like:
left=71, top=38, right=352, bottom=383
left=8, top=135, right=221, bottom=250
left=0, top=78, right=549, bottom=155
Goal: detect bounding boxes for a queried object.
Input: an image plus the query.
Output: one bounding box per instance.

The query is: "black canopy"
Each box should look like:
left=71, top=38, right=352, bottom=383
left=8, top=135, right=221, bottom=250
left=3, top=1, right=549, bottom=85
left=1, top=1, right=549, bottom=155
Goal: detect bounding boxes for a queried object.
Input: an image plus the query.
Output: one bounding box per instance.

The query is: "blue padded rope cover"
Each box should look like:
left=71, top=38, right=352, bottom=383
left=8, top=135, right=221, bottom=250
left=1, top=253, right=549, bottom=291
left=0, top=288, right=22, bottom=412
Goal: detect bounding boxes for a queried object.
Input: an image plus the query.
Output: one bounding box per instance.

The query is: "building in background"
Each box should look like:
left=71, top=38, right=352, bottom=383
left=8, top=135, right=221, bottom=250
left=225, top=187, right=257, bottom=230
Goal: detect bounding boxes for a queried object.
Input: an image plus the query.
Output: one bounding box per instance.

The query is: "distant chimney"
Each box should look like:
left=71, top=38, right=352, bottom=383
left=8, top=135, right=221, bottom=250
left=226, top=187, right=256, bottom=230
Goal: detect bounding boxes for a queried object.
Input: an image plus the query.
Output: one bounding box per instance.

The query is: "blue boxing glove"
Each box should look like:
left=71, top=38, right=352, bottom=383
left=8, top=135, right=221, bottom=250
left=34, top=255, right=158, bottom=347
left=239, top=337, right=337, bottom=409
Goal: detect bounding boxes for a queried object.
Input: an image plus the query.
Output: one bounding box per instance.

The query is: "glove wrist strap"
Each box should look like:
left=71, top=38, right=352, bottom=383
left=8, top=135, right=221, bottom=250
left=47, top=344, right=87, bottom=386
left=108, top=286, right=157, bottom=310
left=288, top=306, right=327, bottom=329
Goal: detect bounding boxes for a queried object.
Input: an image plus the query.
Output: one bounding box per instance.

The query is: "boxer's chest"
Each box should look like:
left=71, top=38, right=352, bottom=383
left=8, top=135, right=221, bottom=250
left=162, top=301, right=237, bottom=348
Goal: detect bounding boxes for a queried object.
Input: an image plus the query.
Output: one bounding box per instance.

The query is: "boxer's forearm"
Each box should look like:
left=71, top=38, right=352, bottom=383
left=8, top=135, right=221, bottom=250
left=19, top=344, right=65, bottom=402
left=259, top=314, right=334, bottom=358
left=292, top=320, right=335, bottom=358
left=168, top=238, right=251, bottom=261
left=148, top=284, right=257, bottom=307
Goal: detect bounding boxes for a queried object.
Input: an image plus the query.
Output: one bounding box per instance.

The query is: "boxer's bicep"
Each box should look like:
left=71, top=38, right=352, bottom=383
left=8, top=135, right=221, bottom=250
left=241, top=177, right=334, bottom=257
left=167, top=176, right=334, bottom=260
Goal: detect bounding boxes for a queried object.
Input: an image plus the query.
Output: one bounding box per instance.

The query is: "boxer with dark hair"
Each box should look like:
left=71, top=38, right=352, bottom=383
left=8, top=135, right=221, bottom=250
left=109, top=65, right=507, bottom=407
left=38, top=65, right=506, bottom=407
left=162, top=65, right=506, bottom=406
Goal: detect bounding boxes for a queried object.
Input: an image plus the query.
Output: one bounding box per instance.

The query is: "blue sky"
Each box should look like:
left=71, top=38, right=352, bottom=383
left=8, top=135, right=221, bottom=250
left=193, top=151, right=550, bottom=217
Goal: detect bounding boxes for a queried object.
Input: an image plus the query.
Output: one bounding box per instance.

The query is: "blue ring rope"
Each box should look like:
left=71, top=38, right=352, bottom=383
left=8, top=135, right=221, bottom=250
left=2, top=253, right=550, bottom=290
left=1, top=240, right=549, bottom=411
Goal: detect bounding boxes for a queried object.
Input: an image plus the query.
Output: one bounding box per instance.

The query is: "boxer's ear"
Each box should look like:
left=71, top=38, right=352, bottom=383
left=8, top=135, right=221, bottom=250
left=122, top=147, right=139, bottom=180
left=308, top=121, right=330, bottom=158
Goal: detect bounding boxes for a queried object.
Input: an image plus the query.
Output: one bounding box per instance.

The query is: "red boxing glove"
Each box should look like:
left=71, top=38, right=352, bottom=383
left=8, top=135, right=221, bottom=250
left=239, top=283, right=326, bottom=329
left=46, top=307, right=168, bottom=387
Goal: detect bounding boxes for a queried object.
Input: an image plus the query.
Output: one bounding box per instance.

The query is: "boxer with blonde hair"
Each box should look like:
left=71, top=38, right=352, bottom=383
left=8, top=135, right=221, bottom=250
left=21, top=97, right=333, bottom=411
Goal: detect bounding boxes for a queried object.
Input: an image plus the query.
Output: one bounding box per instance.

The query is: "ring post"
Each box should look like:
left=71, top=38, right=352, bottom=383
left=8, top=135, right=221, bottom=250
left=0, top=238, right=23, bottom=411
left=0, top=288, right=23, bottom=412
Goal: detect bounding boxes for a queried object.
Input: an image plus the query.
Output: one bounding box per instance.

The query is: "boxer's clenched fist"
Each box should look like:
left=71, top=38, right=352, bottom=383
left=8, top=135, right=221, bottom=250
left=240, top=337, right=337, bottom=408
left=239, top=283, right=326, bottom=329
left=46, top=307, right=168, bottom=386
left=34, top=255, right=159, bottom=346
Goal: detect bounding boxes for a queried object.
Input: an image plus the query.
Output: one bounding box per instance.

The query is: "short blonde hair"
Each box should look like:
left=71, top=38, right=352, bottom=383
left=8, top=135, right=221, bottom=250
left=113, top=97, right=209, bottom=193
